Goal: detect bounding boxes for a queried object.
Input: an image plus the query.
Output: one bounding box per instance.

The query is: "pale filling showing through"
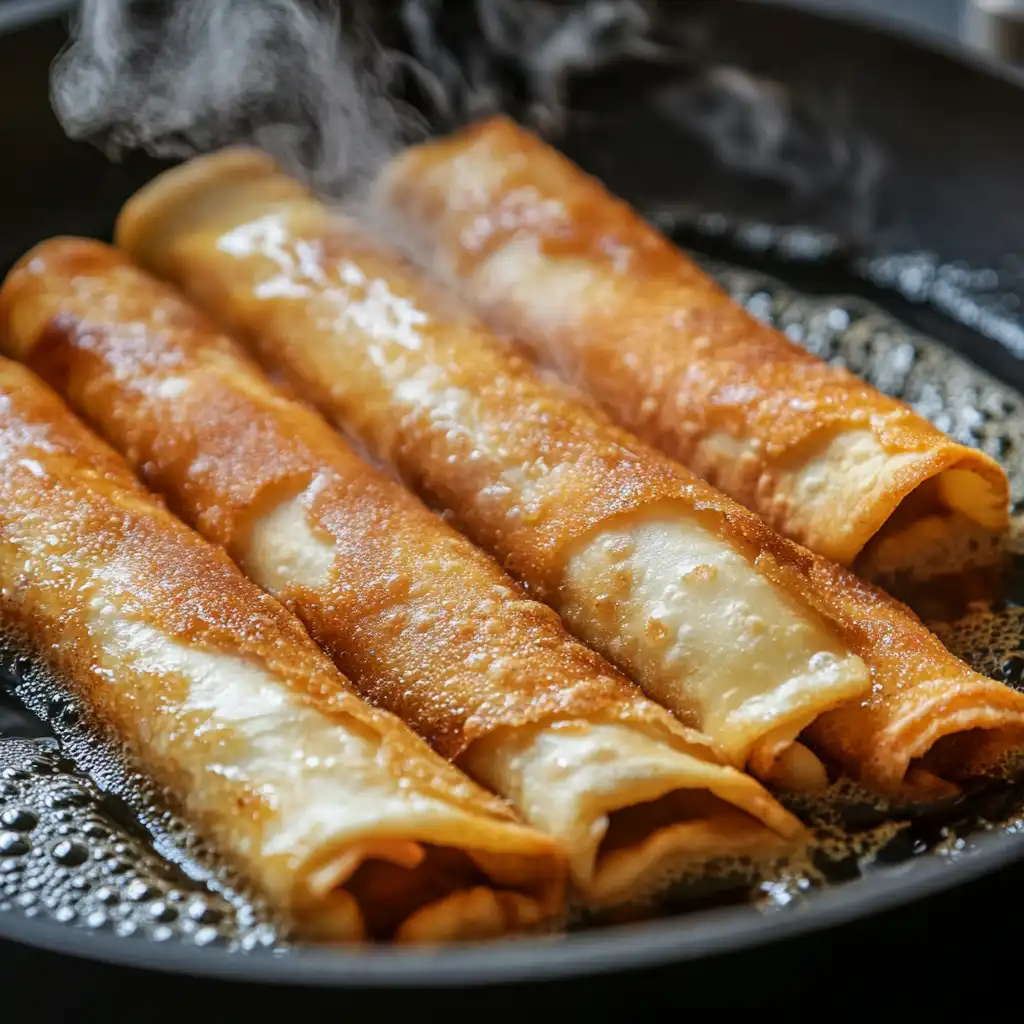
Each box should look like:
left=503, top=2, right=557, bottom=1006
left=859, top=470, right=1008, bottom=578
left=469, top=235, right=610, bottom=338
left=775, top=430, right=1006, bottom=572
left=462, top=721, right=782, bottom=904
left=560, top=514, right=870, bottom=780
left=243, top=482, right=337, bottom=593
left=461, top=234, right=642, bottom=395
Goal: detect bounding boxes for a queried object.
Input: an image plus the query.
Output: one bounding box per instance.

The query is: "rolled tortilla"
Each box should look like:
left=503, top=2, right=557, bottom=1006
left=0, top=239, right=802, bottom=905
left=373, top=115, right=1011, bottom=579
left=112, top=149, right=1024, bottom=800
left=0, top=357, right=566, bottom=943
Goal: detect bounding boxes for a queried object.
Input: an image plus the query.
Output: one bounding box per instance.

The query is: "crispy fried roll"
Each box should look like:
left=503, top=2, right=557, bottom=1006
left=112, top=149, right=1024, bottom=799
left=0, top=240, right=803, bottom=904
left=374, top=116, right=1010, bottom=579
left=0, top=357, right=566, bottom=942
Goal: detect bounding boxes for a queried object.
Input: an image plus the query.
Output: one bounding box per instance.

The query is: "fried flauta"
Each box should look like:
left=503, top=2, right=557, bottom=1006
left=0, top=358, right=567, bottom=943
left=374, top=116, right=1010, bottom=579
left=112, top=150, right=1024, bottom=800
left=0, top=239, right=803, bottom=905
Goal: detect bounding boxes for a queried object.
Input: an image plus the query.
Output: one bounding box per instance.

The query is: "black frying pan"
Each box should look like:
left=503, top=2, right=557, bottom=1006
left=2, top=0, right=1024, bottom=995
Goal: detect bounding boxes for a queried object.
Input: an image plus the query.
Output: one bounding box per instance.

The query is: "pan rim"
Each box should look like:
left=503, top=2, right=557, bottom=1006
left=758, top=0, right=1024, bottom=90
left=0, top=0, right=76, bottom=35
left=3, top=0, right=1023, bottom=91
left=1, top=829, right=1022, bottom=986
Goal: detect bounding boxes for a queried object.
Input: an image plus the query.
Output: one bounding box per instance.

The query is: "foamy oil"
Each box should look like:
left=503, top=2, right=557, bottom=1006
left=0, top=639, right=285, bottom=951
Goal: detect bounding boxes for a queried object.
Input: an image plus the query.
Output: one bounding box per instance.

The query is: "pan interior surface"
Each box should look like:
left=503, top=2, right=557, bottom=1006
left=2, top=0, right=1024, bottom=986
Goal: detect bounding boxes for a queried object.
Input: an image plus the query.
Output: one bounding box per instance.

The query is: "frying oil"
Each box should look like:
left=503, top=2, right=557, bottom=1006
left=0, top=641, right=284, bottom=950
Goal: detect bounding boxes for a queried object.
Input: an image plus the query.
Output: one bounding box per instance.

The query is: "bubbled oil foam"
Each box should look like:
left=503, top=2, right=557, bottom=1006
left=0, top=642, right=284, bottom=950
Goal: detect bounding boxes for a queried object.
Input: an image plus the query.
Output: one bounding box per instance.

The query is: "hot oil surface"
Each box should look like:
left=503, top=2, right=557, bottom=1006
left=0, top=644, right=284, bottom=951
left=2, top=254, right=1024, bottom=945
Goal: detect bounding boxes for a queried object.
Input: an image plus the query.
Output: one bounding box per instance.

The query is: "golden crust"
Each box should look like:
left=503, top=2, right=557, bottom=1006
left=0, top=238, right=723, bottom=764
left=115, top=159, right=780, bottom=599
left=0, top=357, right=567, bottom=937
left=376, top=116, right=1010, bottom=567
left=0, top=357, right=437, bottom=785
left=111, top=151, right=1024, bottom=796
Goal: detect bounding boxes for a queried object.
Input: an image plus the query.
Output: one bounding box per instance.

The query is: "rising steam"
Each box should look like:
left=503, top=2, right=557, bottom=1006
left=51, top=0, right=411, bottom=196
left=51, top=0, right=882, bottom=234
left=52, top=0, right=676, bottom=197
left=656, top=66, right=882, bottom=212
